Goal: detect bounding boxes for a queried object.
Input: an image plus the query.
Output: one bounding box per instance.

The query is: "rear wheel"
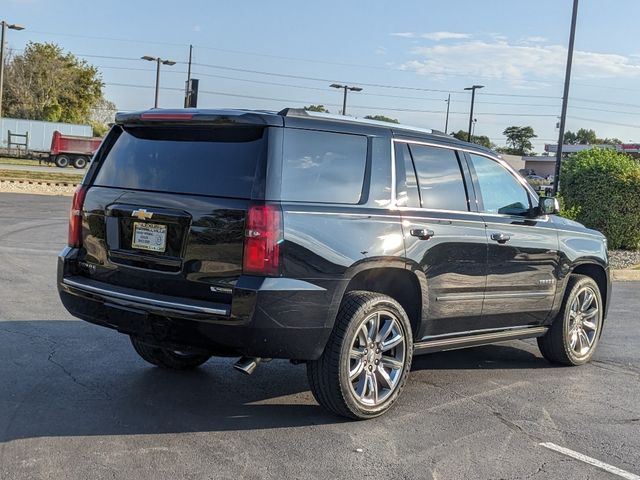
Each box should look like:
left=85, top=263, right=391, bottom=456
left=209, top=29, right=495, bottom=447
left=130, top=336, right=211, bottom=369
left=537, top=274, right=603, bottom=366
left=72, top=156, right=88, bottom=169
left=54, top=155, right=70, bottom=168
left=307, top=291, right=413, bottom=419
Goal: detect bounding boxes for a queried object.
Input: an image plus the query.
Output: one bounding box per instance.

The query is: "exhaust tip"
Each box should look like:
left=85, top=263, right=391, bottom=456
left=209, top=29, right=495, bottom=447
left=233, top=356, right=261, bottom=375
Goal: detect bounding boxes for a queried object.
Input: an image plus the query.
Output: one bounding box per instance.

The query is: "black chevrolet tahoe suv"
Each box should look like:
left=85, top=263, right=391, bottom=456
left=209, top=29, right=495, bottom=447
left=58, top=108, right=610, bottom=419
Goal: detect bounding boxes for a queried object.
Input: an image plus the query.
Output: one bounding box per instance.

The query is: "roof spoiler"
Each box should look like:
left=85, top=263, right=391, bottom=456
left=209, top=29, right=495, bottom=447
left=115, top=109, right=283, bottom=127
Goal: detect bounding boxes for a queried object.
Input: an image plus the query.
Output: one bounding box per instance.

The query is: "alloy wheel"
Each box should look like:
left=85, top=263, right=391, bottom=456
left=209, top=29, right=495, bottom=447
left=347, top=310, right=406, bottom=406
left=567, top=286, right=600, bottom=358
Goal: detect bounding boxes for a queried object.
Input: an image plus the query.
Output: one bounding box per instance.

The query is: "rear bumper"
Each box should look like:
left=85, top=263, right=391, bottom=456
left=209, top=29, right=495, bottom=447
left=57, top=247, right=335, bottom=360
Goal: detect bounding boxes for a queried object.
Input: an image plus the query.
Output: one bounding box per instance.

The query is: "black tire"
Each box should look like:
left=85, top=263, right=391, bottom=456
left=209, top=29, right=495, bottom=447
left=537, top=274, right=604, bottom=366
left=130, top=337, right=211, bottom=370
left=72, top=156, right=88, bottom=169
left=307, top=291, right=413, bottom=419
left=54, top=155, right=70, bottom=168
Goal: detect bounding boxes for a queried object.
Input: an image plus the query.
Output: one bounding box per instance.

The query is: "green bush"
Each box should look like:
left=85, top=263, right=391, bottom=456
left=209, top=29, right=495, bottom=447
left=561, top=148, right=640, bottom=250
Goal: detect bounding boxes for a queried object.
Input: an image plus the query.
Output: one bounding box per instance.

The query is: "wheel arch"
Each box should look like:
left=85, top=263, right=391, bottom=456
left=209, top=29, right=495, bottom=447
left=569, top=261, right=609, bottom=314
left=341, top=266, right=423, bottom=340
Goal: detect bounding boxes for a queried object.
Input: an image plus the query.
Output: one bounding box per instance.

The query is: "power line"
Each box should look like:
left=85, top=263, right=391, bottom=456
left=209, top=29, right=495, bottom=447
left=17, top=29, right=640, bottom=104
left=104, top=82, right=557, bottom=117
left=567, top=115, right=640, bottom=129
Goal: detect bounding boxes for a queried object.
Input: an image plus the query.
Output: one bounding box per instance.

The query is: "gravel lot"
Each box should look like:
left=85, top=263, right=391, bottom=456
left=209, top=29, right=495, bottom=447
left=609, top=250, right=640, bottom=270
left=0, top=180, right=76, bottom=196
left=1, top=193, right=639, bottom=480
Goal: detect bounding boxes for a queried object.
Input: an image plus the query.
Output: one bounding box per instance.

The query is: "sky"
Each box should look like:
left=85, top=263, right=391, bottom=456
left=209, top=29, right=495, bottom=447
left=3, top=0, right=640, bottom=152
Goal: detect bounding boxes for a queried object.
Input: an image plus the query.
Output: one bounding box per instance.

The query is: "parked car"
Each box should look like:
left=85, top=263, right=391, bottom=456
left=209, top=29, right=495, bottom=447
left=526, top=174, right=546, bottom=182
left=58, top=109, right=610, bottom=419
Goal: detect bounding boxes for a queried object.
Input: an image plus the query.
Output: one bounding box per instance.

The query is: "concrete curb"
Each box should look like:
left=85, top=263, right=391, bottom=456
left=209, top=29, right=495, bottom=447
left=611, top=269, right=640, bottom=281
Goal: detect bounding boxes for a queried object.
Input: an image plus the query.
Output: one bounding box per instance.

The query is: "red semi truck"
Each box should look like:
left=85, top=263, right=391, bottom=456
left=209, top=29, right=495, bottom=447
left=49, top=130, right=102, bottom=168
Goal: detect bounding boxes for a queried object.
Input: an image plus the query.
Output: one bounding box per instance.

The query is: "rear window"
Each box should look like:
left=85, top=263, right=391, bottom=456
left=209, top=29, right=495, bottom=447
left=93, top=126, right=265, bottom=198
left=281, top=129, right=367, bottom=204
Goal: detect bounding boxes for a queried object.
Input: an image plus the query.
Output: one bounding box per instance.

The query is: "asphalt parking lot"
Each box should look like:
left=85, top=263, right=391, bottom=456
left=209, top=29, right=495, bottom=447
left=1, top=192, right=639, bottom=480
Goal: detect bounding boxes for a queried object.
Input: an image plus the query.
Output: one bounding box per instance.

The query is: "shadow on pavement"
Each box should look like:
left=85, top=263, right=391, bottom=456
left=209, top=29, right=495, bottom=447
left=0, top=320, right=550, bottom=442
left=412, top=342, right=551, bottom=371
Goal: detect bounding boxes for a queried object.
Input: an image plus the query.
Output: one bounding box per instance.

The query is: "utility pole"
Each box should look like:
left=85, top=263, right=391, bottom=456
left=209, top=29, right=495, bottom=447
left=141, top=55, right=176, bottom=108
left=330, top=83, right=362, bottom=115
left=184, top=44, right=193, bottom=108
left=444, top=94, right=451, bottom=133
left=552, top=0, right=579, bottom=196
left=464, top=85, right=484, bottom=142
left=0, top=20, right=25, bottom=118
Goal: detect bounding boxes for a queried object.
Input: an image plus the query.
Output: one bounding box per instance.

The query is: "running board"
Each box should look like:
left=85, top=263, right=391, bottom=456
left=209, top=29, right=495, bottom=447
left=413, top=326, right=548, bottom=354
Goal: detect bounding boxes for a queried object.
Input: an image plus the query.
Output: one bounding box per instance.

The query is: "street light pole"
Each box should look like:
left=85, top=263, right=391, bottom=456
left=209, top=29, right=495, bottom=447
left=0, top=21, right=25, bottom=118
left=552, top=0, right=579, bottom=196
left=444, top=94, right=451, bottom=133
left=330, top=83, right=362, bottom=116
left=141, top=55, right=176, bottom=108
left=154, top=58, right=161, bottom=108
left=464, top=85, right=484, bottom=142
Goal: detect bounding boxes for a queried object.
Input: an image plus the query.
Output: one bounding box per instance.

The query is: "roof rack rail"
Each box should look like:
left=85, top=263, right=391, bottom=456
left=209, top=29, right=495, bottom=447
left=277, top=107, right=444, bottom=136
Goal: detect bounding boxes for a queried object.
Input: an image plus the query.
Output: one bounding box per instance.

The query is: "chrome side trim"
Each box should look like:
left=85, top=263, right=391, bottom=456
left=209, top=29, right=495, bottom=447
left=436, top=291, right=551, bottom=301
left=414, top=326, right=548, bottom=353
left=62, top=278, right=229, bottom=316
left=419, top=324, right=543, bottom=341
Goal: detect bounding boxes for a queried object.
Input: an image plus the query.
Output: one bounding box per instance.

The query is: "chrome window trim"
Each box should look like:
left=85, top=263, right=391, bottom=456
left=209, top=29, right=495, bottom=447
left=290, top=136, right=549, bottom=223
left=390, top=138, right=472, bottom=213
left=390, top=137, right=397, bottom=207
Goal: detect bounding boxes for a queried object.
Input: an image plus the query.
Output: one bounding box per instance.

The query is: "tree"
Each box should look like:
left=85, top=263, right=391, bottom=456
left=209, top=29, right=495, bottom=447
left=89, top=97, right=117, bottom=136
left=304, top=104, right=329, bottom=113
left=563, top=130, right=578, bottom=144
left=575, top=128, right=597, bottom=145
left=364, top=114, right=399, bottom=124
left=502, top=126, right=537, bottom=155
left=600, top=137, right=622, bottom=145
left=565, top=129, right=622, bottom=145
left=450, top=129, right=493, bottom=149
left=3, top=42, right=109, bottom=125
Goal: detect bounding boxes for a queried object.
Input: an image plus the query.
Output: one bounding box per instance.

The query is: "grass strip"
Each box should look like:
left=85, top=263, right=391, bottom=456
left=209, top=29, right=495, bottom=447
left=0, top=169, right=82, bottom=183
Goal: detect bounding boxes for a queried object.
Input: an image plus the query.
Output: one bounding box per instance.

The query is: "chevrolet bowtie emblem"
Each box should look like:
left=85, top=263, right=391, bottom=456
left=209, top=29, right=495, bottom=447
left=131, top=209, right=154, bottom=220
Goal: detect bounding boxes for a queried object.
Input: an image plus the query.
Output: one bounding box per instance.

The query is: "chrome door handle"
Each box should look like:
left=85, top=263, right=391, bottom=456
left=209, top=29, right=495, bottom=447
left=410, top=228, right=435, bottom=240
left=491, top=232, right=512, bottom=244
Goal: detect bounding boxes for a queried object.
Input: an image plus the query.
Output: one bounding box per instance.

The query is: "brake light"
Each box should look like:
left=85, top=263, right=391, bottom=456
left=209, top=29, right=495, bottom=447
left=140, top=112, right=194, bottom=121
left=242, top=204, right=283, bottom=276
left=68, top=185, right=88, bottom=248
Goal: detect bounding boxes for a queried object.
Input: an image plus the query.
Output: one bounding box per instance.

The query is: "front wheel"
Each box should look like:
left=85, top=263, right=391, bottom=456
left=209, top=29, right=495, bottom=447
left=130, top=337, right=211, bottom=370
left=307, top=291, right=413, bottom=419
left=537, top=274, right=603, bottom=366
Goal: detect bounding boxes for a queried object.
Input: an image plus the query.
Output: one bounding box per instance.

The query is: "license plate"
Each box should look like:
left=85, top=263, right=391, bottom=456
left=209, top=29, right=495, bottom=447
left=132, top=222, right=167, bottom=252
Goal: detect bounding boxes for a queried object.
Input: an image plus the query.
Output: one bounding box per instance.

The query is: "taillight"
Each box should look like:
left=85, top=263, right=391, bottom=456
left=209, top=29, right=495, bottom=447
left=242, top=204, right=283, bottom=276
left=68, top=185, right=88, bottom=248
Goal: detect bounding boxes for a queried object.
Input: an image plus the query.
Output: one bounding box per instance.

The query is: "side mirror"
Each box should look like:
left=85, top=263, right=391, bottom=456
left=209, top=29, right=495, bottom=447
left=538, top=196, right=559, bottom=216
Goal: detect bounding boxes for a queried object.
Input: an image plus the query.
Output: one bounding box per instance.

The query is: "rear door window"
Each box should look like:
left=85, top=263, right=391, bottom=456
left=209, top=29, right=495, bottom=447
left=93, top=126, right=265, bottom=198
left=407, top=144, right=469, bottom=211
left=281, top=129, right=367, bottom=204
